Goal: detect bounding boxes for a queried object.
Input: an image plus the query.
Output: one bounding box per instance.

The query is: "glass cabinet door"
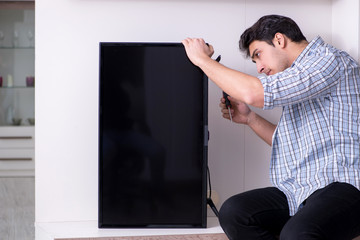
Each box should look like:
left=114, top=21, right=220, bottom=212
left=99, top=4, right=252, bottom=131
left=0, top=1, right=35, bottom=126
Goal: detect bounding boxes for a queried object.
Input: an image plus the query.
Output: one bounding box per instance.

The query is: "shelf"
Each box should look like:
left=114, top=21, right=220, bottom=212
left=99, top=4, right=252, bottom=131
left=0, top=124, right=35, bottom=127
left=0, top=46, right=34, bottom=50
left=0, top=86, right=34, bottom=89
left=0, top=124, right=35, bottom=128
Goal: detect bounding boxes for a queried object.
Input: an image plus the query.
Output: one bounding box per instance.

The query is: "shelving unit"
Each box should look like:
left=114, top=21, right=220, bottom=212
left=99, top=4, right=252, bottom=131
left=0, top=1, right=35, bottom=176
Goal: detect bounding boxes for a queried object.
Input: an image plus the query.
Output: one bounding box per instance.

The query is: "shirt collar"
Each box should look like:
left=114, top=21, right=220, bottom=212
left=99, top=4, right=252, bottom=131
left=292, top=36, right=324, bottom=67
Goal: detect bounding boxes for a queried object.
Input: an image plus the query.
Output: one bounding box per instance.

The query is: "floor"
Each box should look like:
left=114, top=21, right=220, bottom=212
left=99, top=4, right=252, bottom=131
left=0, top=177, right=35, bottom=240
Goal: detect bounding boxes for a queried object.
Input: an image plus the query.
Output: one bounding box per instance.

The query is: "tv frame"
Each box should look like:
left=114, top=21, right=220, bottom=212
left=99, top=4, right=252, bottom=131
left=98, top=42, right=209, bottom=228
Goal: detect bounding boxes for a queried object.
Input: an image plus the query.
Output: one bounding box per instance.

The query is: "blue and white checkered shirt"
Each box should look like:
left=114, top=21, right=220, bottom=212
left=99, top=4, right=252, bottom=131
left=259, top=36, right=360, bottom=215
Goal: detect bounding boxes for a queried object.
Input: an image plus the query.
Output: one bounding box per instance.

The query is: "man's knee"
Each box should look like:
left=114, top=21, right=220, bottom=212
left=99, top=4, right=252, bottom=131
left=280, top=219, right=322, bottom=240
left=219, top=188, right=290, bottom=240
left=218, top=193, right=256, bottom=239
left=219, top=194, right=248, bottom=228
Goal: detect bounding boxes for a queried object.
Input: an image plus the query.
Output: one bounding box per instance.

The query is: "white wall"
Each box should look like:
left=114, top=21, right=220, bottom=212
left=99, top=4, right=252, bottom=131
left=36, top=0, right=337, bottom=223
left=332, top=0, right=360, bottom=61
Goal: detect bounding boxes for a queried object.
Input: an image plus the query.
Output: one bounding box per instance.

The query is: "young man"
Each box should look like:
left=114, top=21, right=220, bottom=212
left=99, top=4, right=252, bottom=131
left=182, top=15, right=360, bottom=240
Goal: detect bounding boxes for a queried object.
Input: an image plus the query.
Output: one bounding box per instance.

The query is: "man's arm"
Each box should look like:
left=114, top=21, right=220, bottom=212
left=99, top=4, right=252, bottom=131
left=221, top=97, right=276, bottom=146
left=247, top=111, right=277, bottom=146
left=182, top=38, right=264, bottom=108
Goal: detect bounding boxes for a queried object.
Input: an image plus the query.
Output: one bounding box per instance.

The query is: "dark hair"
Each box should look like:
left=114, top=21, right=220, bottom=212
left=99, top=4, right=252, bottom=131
left=239, top=15, right=307, bottom=57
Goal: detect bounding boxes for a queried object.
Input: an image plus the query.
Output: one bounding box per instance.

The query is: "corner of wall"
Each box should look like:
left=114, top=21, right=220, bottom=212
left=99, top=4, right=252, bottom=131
left=331, top=0, right=360, bottom=61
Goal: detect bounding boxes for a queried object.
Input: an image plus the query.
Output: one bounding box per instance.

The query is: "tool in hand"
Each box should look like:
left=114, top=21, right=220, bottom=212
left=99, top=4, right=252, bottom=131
left=213, top=55, right=232, bottom=122
left=223, top=91, right=232, bottom=122
left=215, top=55, right=221, bottom=62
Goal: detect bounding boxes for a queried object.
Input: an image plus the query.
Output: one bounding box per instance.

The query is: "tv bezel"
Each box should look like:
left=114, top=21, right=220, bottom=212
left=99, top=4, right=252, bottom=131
left=98, top=42, right=209, bottom=228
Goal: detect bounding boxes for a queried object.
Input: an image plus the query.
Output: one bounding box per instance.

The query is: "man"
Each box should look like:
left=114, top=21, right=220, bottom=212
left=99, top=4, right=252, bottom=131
left=182, top=15, right=360, bottom=240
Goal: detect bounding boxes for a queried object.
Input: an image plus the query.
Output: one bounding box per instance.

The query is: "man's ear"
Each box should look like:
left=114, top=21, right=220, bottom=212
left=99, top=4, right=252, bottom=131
left=273, top=33, right=286, bottom=48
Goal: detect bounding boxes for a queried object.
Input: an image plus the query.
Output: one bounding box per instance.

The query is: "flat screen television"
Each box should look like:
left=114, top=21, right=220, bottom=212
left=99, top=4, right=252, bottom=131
left=99, top=42, right=208, bottom=228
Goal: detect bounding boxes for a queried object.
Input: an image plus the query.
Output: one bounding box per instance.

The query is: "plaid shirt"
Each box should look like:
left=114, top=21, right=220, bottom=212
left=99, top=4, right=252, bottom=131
left=259, top=36, right=360, bottom=215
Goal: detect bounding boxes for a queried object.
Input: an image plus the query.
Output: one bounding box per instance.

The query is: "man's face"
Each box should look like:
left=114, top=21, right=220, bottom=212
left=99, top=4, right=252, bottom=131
left=249, top=39, right=290, bottom=75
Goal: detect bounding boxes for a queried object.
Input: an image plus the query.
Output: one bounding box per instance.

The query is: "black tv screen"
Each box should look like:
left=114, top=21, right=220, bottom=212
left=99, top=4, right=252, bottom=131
left=99, top=43, right=208, bottom=228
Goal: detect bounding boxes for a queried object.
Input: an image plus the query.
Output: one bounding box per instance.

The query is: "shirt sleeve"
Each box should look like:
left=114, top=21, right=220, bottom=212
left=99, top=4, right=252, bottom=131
left=259, top=53, right=341, bottom=110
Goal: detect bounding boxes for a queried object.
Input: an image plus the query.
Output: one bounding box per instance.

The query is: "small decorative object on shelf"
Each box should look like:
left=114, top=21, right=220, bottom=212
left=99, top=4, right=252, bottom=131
left=27, top=118, right=35, bottom=125
left=12, top=118, right=22, bottom=126
left=27, top=30, right=34, bottom=47
left=0, top=31, right=4, bottom=47
left=26, top=76, right=34, bottom=87
left=12, top=30, right=19, bottom=48
left=6, top=106, right=14, bottom=125
left=7, top=74, right=13, bottom=87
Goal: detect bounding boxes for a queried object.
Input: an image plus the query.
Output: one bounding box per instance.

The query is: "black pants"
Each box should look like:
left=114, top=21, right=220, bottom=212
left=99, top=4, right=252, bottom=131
left=219, top=182, right=360, bottom=240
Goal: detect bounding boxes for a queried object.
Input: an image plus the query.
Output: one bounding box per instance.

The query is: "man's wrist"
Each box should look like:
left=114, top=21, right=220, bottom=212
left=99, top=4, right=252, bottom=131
left=196, top=55, right=213, bottom=68
left=246, top=110, right=257, bottom=127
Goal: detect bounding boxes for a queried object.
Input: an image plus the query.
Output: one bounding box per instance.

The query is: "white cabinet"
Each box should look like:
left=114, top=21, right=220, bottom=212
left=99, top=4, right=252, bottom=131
left=0, top=2, right=35, bottom=176
left=0, top=126, right=34, bottom=176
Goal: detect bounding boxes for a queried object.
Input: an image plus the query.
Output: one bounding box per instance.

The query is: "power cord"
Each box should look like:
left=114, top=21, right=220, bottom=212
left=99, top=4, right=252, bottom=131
left=206, top=54, right=222, bottom=218
left=207, top=166, right=219, bottom=217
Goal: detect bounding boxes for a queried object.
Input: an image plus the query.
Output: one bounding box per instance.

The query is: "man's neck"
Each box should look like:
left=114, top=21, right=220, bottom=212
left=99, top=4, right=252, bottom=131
left=288, top=40, right=309, bottom=63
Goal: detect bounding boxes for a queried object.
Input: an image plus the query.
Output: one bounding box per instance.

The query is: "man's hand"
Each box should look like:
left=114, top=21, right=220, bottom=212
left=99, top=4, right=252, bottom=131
left=181, top=38, right=214, bottom=66
left=220, top=96, right=252, bottom=125
left=220, top=95, right=276, bottom=146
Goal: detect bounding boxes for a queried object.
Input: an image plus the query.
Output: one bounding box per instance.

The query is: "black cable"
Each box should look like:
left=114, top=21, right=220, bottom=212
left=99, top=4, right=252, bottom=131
left=207, top=166, right=219, bottom=217
left=206, top=54, right=222, bottom=218
left=207, top=166, right=212, bottom=198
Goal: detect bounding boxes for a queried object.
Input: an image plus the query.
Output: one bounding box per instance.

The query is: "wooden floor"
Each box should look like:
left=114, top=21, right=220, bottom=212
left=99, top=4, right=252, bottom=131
left=0, top=177, right=35, bottom=240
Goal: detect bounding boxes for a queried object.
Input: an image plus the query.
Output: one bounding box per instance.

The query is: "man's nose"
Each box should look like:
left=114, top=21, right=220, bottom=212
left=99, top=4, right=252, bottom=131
left=257, top=63, right=264, bottom=74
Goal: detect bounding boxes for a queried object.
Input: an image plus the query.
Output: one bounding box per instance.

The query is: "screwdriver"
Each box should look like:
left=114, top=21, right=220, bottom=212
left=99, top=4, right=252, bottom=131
left=223, top=91, right=232, bottom=122
left=213, top=54, right=233, bottom=122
